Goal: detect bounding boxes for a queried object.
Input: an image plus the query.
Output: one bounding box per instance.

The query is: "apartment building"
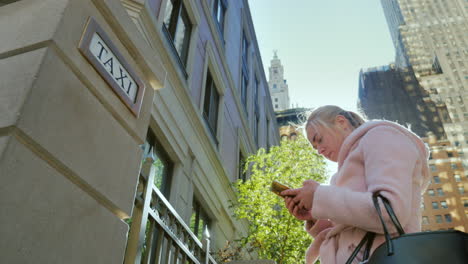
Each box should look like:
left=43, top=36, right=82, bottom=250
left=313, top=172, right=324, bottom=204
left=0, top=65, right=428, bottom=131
left=0, top=0, right=279, bottom=263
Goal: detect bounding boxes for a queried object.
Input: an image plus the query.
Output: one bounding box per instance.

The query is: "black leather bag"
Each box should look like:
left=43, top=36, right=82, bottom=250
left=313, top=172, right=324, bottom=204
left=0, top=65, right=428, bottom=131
left=346, top=193, right=468, bottom=264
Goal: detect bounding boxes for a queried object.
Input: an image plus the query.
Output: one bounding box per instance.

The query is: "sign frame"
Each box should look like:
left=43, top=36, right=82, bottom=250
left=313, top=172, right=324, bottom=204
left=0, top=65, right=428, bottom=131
left=78, top=17, right=145, bottom=117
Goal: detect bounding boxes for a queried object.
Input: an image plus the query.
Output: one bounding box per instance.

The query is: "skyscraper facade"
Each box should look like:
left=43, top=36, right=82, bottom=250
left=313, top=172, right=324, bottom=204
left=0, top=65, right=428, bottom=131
left=359, top=65, right=468, bottom=232
left=359, top=0, right=468, bottom=232
left=268, top=51, right=290, bottom=111
left=381, top=0, right=468, bottom=165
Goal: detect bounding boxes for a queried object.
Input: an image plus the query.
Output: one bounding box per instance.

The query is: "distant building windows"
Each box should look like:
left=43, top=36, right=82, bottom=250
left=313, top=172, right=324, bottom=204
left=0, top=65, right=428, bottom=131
left=273, top=84, right=277, bottom=89
left=458, top=186, right=465, bottom=194
left=163, top=0, right=193, bottom=70
left=430, top=164, right=437, bottom=172
left=437, top=188, right=444, bottom=196
left=275, top=104, right=278, bottom=109
left=454, top=174, right=461, bottom=182
left=464, top=199, right=468, bottom=208
left=203, top=70, right=220, bottom=141
left=422, top=216, right=429, bottom=224
left=451, top=163, right=458, bottom=170
left=440, top=201, right=448, bottom=209
left=420, top=201, right=425, bottom=209
left=444, top=214, right=452, bottom=223
left=275, top=98, right=278, bottom=102
left=428, top=189, right=435, bottom=196
left=432, top=201, right=439, bottom=209
left=433, top=176, right=441, bottom=183
left=435, top=215, right=443, bottom=223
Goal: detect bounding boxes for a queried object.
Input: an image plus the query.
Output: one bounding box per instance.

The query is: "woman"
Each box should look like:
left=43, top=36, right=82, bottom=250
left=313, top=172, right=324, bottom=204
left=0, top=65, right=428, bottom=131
left=281, top=105, right=430, bottom=264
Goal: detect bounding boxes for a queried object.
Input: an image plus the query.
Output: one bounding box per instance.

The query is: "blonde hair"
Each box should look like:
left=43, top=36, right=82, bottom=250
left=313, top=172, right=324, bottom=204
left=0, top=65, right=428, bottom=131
left=304, top=105, right=366, bottom=133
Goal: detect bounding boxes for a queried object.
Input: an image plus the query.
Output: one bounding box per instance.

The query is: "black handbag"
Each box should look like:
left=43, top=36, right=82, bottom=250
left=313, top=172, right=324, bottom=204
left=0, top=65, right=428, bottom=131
left=346, top=193, right=468, bottom=264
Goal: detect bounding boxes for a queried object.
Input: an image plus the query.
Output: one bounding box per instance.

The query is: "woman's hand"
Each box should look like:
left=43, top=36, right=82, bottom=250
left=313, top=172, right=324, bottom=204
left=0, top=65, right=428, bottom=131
left=282, top=180, right=320, bottom=213
left=284, top=196, right=315, bottom=221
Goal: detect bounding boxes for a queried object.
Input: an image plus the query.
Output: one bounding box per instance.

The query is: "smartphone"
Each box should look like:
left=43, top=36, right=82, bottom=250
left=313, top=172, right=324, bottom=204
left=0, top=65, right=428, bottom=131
left=270, top=181, right=290, bottom=197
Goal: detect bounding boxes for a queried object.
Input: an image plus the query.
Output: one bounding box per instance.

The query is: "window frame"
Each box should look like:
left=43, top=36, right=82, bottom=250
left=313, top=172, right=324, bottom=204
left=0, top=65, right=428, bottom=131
left=162, top=0, right=194, bottom=77
left=199, top=43, right=226, bottom=149
left=190, top=199, right=212, bottom=242
left=212, top=0, right=227, bottom=39
left=240, top=30, right=250, bottom=113
left=144, top=128, right=174, bottom=197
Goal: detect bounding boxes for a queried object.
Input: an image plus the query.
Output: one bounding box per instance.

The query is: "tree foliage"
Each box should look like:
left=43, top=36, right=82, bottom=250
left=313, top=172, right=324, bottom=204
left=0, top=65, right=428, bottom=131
left=232, top=135, right=328, bottom=264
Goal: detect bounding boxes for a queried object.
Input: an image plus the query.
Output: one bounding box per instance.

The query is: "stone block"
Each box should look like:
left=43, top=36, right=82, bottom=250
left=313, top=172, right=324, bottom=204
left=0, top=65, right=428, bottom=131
left=0, top=137, right=128, bottom=264
left=0, top=0, right=68, bottom=54
left=0, top=48, right=47, bottom=128
left=17, top=48, right=141, bottom=215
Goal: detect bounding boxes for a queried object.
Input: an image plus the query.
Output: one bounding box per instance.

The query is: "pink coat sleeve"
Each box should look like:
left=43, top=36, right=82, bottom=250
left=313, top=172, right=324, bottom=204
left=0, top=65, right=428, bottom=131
left=311, top=126, right=420, bottom=233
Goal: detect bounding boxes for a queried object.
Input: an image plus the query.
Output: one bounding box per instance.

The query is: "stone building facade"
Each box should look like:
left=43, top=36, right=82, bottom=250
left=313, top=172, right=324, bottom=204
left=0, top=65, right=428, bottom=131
left=0, top=0, right=279, bottom=263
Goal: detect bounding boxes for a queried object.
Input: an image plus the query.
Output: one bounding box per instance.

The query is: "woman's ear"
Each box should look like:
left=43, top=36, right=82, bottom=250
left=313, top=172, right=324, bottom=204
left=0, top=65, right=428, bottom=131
left=335, top=115, right=349, bottom=130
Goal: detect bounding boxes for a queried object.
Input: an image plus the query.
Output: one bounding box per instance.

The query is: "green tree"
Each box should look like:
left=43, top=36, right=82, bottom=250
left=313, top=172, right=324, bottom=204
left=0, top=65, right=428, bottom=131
left=232, top=135, right=327, bottom=264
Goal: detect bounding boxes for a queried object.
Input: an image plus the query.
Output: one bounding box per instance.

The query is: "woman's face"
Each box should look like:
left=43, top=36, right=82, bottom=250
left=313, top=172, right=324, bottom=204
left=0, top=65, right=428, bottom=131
left=306, top=116, right=352, bottom=162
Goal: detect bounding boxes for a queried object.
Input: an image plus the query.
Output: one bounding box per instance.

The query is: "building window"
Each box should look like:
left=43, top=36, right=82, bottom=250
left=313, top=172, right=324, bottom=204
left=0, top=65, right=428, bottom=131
left=124, top=128, right=175, bottom=263
left=430, top=164, right=437, bottom=172
left=458, top=186, right=465, bottom=194
left=432, top=202, right=439, bottom=209
left=454, top=174, right=461, bottom=182
left=444, top=214, right=452, bottom=223
left=275, top=98, right=278, bottom=102
left=240, top=32, right=249, bottom=112
left=275, top=104, right=278, bottom=109
left=145, top=129, right=173, bottom=196
left=253, top=77, right=259, bottom=145
left=203, top=70, right=220, bottom=141
left=190, top=199, right=211, bottom=241
left=420, top=201, right=425, bottom=209
left=440, top=201, right=448, bottom=209
left=163, top=0, right=193, bottom=70
left=212, top=0, right=227, bottom=37
left=238, top=151, right=246, bottom=182
left=422, top=216, right=429, bottom=225
left=451, top=163, right=458, bottom=170
left=273, top=84, right=277, bottom=89
left=433, top=176, right=441, bottom=183
left=428, top=189, right=435, bottom=196
left=435, top=215, right=443, bottom=223
left=464, top=199, right=468, bottom=208
left=437, top=188, right=444, bottom=196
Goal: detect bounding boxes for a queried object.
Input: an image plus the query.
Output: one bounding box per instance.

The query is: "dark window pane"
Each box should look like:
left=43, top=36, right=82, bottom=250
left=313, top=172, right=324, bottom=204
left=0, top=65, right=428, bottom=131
left=444, top=214, right=452, bottom=223
left=203, top=71, right=220, bottom=138
left=437, top=188, right=444, bottom=196
left=440, top=201, right=448, bottom=209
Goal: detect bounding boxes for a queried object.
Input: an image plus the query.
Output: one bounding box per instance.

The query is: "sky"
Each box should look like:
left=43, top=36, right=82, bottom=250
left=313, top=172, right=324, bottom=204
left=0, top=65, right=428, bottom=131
left=248, top=0, right=396, bottom=174
left=248, top=0, right=396, bottom=113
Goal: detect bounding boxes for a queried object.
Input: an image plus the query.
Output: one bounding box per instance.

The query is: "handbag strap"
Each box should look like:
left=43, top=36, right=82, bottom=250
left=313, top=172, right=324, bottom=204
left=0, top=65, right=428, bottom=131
left=345, top=232, right=376, bottom=264
left=346, top=193, right=406, bottom=263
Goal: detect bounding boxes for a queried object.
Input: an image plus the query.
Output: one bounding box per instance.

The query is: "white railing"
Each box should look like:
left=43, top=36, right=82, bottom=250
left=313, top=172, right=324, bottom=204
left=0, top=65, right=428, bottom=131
left=124, top=148, right=217, bottom=264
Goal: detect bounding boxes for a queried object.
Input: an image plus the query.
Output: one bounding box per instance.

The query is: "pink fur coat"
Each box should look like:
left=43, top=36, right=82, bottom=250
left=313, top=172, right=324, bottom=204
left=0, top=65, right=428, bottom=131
left=304, top=121, right=430, bottom=264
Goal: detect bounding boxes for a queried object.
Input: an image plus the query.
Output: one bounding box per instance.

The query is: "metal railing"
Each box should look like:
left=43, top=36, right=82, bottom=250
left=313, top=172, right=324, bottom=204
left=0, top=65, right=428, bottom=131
left=124, top=148, right=218, bottom=264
